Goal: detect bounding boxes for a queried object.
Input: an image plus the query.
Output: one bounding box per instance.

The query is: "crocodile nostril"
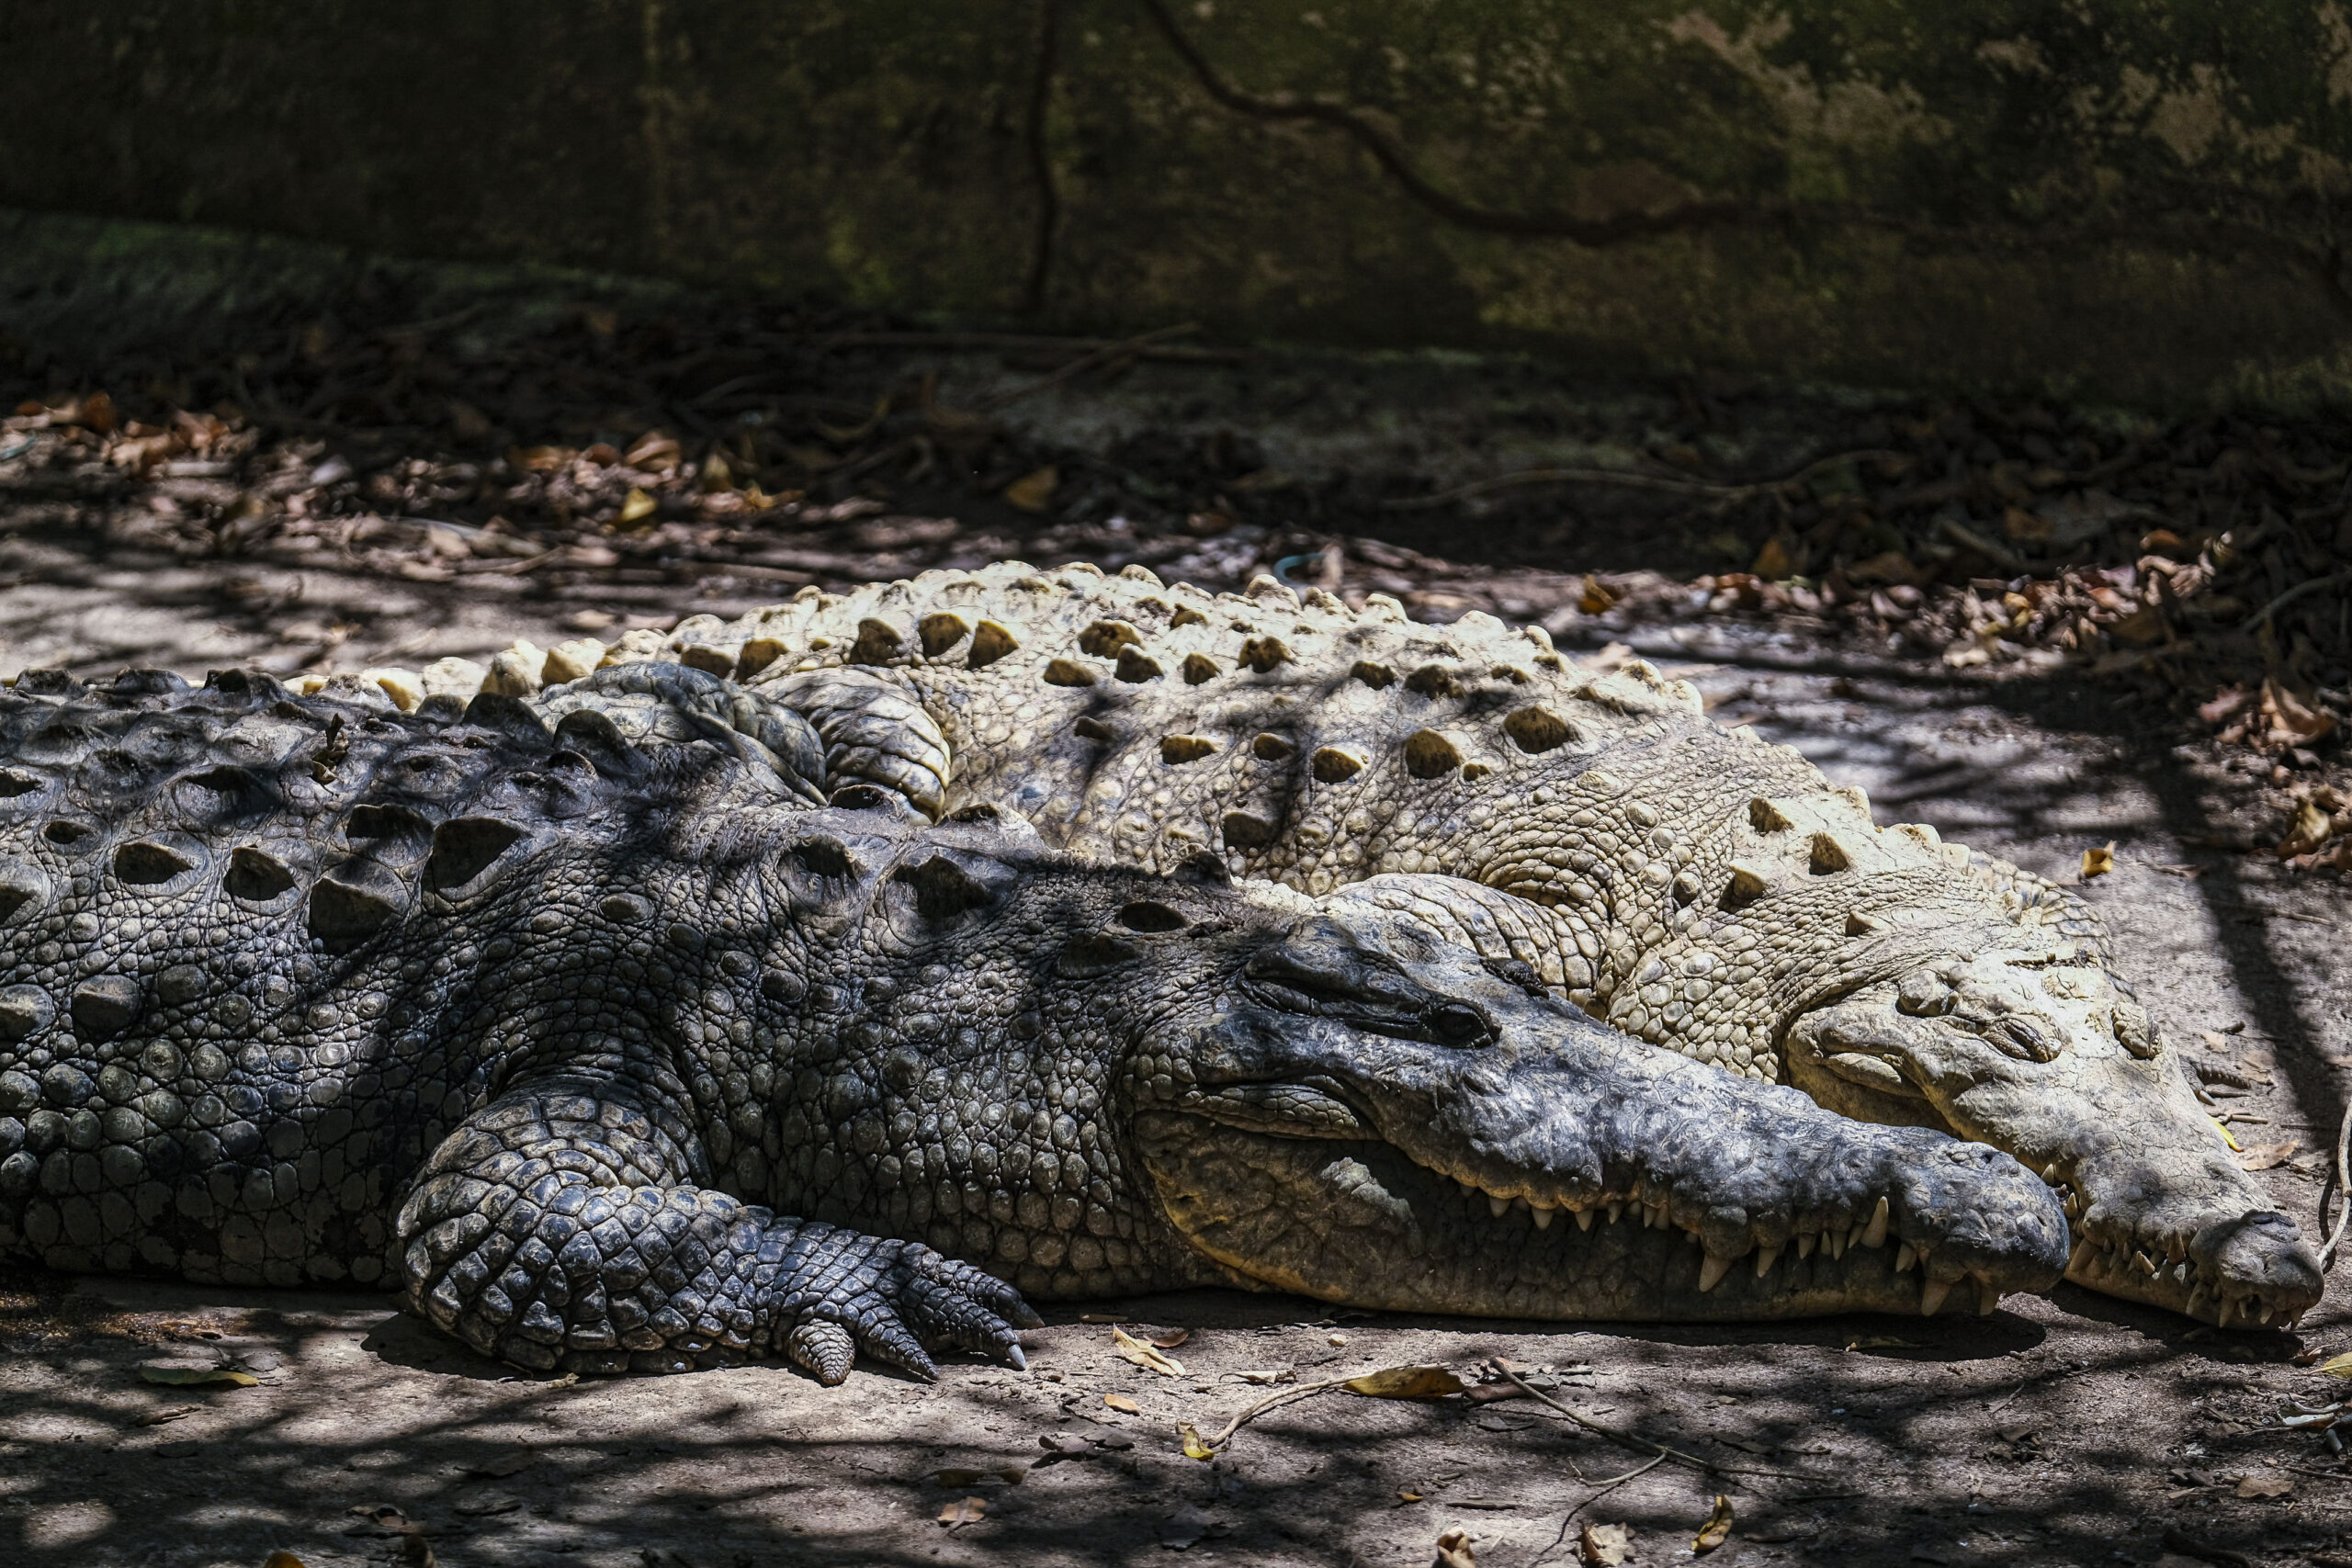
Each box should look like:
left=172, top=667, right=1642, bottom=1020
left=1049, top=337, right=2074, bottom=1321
left=1993, top=1015, right=2060, bottom=1063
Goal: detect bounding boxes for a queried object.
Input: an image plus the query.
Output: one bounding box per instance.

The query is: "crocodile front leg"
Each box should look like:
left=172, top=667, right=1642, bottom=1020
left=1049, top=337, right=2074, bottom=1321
left=396, top=1077, right=1038, bottom=1381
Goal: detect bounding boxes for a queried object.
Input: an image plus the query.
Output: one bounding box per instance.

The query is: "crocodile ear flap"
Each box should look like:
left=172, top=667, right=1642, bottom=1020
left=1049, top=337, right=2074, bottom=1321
left=894, top=853, right=1001, bottom=919
left=425, top=818, right=529, bottom=894
left=1057, top=931, right=1144, bottom=978
left=1171, top=851, right=1231, bottom=887
left=551, top=706, right=642, bottom=778
left=461, top=690, right=553, bottom=742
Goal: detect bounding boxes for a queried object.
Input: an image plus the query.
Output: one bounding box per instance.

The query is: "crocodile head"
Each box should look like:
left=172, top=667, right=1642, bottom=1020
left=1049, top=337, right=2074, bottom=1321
left=1781, top=944, right=2323, bottom=1329
left=1089, top=888, right=2073, bottom=1320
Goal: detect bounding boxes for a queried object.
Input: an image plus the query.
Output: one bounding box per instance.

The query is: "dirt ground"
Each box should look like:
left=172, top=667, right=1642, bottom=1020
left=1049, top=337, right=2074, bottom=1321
left=4, top=256, right=2351, bottom=1567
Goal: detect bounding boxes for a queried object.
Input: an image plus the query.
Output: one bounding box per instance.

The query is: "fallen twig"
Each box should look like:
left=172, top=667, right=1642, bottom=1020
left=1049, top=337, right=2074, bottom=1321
left=2320, top=1095, right=2351, bottom=1275
left=1526, top=1453, right=1669, bottom=1566
left=1187, top=1370, right=1374, bottom=1452
left=1498, top=1369, right=1826, bottom=1482
left=1378, top=448, right=1905, bottom=513
left=972, top=323, right=1203, bottom=415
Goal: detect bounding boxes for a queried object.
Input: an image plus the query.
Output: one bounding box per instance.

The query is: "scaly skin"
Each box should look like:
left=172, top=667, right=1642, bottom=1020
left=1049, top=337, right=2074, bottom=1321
left=0, top=669, right=2070, bottom=1382
left=448, top=558, right=2315, bottom=1327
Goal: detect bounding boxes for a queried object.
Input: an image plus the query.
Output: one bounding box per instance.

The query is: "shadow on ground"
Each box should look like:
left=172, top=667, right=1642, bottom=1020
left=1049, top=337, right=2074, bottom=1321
left=2, top=1267, right=2346, bottom=1568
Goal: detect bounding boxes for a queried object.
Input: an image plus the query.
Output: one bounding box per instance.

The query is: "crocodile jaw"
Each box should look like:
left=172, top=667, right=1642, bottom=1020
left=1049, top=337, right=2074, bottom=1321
left=1130, top=919, right=2070, bottom=1324
left=1136, top=1117, right=2052, bottom=1321
left=1784, top=959, right=2324, bottom=1329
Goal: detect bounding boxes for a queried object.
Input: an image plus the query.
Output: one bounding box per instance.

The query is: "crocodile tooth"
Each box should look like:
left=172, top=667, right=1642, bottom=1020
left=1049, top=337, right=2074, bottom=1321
left=2132, top=1250, right=2157, bottom=1277
left=2041, top=1163, right=2062, bottom=1183
left=1645, top=1201, right=1668, bottom=1229
left=1489, top=1194, right=1510, bottom=1219
left=2067, top=1238, right=2094, bottom=1273
left=1860, top=1197, right=1889, bottom=1248
left=1894, top=1243, right=1917, bottom=1273
left=1575, top=1208, right=1595, bottom=1232
left=1697, top=1252, right=1733, bottom=1293
left=1532, top=1205, right=1555, bottom=1231
left=1605, top=1201, right=1623, bottom=1224
left=1753, top=1242, right=1781, bottom=1277
left=2186, top=1283, right=2211, bottom=1319
left=1827, top=1230, right=1846, bottom=1260
left=2165, top=1236, right=2187, bottom=1264
left=1796, top=1231, right=1817, bottom=1259
left=1976, top=1278, right=2001, bottom=1315
left=1919, top=1275, right=1953, bottom=1316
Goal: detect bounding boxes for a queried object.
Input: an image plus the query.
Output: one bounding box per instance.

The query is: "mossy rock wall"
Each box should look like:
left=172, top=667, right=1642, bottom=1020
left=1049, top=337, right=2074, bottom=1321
left=10, top=1, right=2352, bottom=405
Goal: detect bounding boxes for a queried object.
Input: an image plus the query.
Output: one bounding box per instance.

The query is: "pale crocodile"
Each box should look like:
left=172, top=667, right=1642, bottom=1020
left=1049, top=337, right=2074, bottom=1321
left=404, top=560, right=2320, bottom=1327
left=0, top=668, right=2073, bottom=1381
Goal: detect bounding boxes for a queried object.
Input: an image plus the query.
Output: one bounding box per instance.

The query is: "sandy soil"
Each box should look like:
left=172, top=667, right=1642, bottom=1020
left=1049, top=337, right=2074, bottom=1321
left=3, top=291, right=2348, bottom=1567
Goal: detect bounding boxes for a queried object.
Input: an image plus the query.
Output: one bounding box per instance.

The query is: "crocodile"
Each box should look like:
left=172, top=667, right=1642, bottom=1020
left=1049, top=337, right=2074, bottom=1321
left=406, top=560, right=2320, bottom=1327
left=0, top=668, right=2074, bottom=1381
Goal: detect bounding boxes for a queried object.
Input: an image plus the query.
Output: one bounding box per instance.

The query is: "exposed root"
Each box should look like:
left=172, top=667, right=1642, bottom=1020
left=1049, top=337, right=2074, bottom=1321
left=2320, top=1098, right=2352, bottom=1275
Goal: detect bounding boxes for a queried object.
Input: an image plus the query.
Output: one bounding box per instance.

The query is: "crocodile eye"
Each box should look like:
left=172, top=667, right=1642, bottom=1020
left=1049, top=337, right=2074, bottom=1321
left=1428, top=1002, right=1488, bottom=1047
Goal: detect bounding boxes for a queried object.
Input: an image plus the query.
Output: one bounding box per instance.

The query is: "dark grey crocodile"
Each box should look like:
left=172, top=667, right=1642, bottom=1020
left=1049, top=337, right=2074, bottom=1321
left=0, top=669, right=2069, bottom=1381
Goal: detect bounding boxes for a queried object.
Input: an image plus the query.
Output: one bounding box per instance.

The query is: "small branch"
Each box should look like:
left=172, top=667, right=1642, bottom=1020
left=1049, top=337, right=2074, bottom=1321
left=2249, top=568, right=2352, bottom=631
left=971, top=323, right=1201, bottom=413
left=1132, top=0, right=1769, bottom=246
left=1377, top=447, right=1903, bottom=513
left=2319, top=1095, right=2351, bottom=1275
left=1526, top=1453, right=1669, bottom=1567
left=1499, top=1370, right=1825, bottom=1482
left=1192, top=1371, right=1371, bottom=1450
left=1131, top=0, right=2352, bottom=320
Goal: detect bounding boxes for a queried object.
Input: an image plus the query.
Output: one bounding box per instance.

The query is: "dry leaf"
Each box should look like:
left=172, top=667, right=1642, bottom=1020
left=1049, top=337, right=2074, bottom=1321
left=1151, top=1329, right=1191, bottom=1350
left=2319, top=1351, right=2352, bottom=1379
left=616, top=487, right=658, bottom=525
left=624, top=432, right=681, bottom=470
left=2234, top=1472, right=2293, bottom=1498
left=2261, top=678, right=2336, bottom=747
left=1178, top=1421, right=1216, bottom=1461
left=2081, top=841, right=2116, bottom=879
left=1112, top=1325, right=1186, bottom=1377
left=138, top=1363, right=257, bottom=1388
left=1160, top=1505, right=1215, bottom=1550
left=1435, top=1527, right=1477, bottom=1568
left=1579, top=574, right=1621, bottom=615
left=2233, top=1142, right=2298, bottom=1171
left=1844, top=1335, right=1919, bottom=1352
left=2277, top=798, right=2334, bottom=858
left=937, top=1495, right=988, bottom=1527
left=1003, top=466, right=1058, bottom=512
left=1578, top=1520, right=1632, bottom=1566
left=1750, top=536, right=1796, bottom=580
left=1235, top=1368, right=1294, bottom=1386
left=263, top=1553, right=307, bottom=1568
left=1345, top=1366, right=1467, bottom=1400
left=1692, top=1495, right=1735, bottom=1553
left=138, top=1404, right=201, bottom=1426
left=1102, top=1393, right=1141, bottom=1414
